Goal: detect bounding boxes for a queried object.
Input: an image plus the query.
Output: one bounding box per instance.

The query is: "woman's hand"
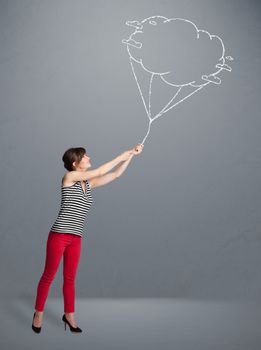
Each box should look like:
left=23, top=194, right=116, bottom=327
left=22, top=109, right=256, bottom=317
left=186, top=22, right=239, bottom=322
left=132, top=143, right=144, bottom=155
left=120, top=144, right=144, bottom=162
left=115, top=143, right=144, bottom=178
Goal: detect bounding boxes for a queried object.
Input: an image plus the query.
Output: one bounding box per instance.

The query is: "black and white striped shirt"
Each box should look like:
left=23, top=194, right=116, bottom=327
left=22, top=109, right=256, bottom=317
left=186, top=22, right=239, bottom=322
left=50, top=179, right=93, bottom=237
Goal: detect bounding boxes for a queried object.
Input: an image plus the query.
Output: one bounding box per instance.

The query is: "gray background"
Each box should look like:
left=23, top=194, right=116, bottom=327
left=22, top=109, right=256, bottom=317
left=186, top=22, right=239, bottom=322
left=1, top=0, right=261, bottom=302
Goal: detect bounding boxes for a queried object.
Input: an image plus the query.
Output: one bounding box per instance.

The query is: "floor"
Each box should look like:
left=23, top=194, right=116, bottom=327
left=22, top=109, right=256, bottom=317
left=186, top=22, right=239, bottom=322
left=1, top=297, right=261, bottom=350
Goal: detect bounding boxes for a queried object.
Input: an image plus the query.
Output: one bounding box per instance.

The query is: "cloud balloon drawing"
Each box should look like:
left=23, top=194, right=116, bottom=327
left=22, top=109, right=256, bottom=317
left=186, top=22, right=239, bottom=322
left=122, top=15, right=233, bottom=144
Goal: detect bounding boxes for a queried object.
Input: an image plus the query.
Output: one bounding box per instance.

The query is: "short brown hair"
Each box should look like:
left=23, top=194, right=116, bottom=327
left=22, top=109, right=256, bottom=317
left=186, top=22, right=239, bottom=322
left=62, top=147, right=86, bottom=171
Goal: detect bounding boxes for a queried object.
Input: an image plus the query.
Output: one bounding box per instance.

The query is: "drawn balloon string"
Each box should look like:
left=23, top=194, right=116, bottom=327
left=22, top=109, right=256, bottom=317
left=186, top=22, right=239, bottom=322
left=122, top=16, right=233, bottom=144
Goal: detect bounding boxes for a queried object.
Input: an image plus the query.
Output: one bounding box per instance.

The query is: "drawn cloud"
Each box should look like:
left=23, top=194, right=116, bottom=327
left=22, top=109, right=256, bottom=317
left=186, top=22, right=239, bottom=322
left=122, top=16, right=232, bottom=87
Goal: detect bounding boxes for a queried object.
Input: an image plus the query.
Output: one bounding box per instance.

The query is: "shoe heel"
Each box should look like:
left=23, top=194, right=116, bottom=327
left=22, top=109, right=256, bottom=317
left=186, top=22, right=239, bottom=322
left=62, top=314, right=82, bottom=333
left=32, top=312, right=42, bottom=334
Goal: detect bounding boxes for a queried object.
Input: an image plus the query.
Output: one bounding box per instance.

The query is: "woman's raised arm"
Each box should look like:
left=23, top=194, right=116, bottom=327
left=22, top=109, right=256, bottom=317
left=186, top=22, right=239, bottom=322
left=65, top=145, right=143, bottom=183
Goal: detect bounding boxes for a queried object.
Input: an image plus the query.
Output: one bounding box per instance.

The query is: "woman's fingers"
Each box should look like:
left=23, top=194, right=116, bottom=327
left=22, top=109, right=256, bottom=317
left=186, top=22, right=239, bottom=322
left=134, top=145, right=143, bottom=154
left=129, top=143, right=144, bottom=156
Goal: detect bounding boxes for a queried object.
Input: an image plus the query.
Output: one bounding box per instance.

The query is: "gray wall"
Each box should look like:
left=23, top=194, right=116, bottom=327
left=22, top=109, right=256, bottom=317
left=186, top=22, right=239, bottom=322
left=0, top=0, right=260, bottom=300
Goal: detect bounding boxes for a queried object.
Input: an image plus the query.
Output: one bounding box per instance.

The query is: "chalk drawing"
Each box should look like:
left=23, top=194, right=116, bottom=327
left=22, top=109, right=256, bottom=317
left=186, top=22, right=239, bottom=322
left=122, top=16, right=233, bottom=144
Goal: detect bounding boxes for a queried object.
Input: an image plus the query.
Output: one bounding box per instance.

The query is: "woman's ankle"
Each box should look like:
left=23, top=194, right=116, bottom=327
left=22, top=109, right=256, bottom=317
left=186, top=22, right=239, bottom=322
left=35, top=310, right=44, bottom=316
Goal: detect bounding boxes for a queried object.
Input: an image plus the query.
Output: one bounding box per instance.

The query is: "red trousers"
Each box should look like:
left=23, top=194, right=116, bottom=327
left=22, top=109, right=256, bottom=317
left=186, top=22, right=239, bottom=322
left=34, top=231, right=82, bottom=313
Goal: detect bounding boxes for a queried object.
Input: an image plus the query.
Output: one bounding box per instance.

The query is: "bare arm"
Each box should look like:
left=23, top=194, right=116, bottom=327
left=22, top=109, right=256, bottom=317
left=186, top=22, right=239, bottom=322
left=97, top=154, right=128, bottom=176
left=88, top=156, right=134, bottom=189
left=66, top=148, right=136, bottom=182
left=114, top=154, right=134, bottom=178
left=89, top=144, right=144, bottom=189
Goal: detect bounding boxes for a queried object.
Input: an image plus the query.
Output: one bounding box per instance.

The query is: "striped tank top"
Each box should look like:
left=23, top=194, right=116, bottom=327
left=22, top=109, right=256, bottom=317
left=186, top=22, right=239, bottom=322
left=50, top=179, right=93, bottom=237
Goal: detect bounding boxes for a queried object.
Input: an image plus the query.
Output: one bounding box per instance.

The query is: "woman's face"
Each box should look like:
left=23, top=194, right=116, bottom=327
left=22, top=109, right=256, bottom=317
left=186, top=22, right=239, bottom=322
left=74, top=153, right=91, bottom=171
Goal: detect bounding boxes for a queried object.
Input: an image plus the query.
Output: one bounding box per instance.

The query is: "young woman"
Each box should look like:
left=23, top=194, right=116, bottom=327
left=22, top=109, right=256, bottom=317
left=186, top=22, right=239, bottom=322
left=32, top=143, right=144, bottom=333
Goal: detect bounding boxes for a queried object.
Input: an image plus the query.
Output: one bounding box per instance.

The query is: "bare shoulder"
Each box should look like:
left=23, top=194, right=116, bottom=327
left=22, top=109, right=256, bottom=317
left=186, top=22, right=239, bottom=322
left=63, top=168, right=101, bottom=183
left=62, top=173, right=94, bottom=189
left=62, top=173, right=76, bottom=187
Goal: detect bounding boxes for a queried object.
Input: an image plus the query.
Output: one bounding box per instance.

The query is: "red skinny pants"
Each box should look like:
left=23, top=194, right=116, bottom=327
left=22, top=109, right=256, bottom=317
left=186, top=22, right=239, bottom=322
left=34, top=231, right=82, bottom=313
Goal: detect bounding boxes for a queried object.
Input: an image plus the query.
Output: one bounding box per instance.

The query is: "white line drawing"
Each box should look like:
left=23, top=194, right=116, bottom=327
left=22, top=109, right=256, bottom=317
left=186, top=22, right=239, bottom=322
left=122, top=16, right=233, bottom=144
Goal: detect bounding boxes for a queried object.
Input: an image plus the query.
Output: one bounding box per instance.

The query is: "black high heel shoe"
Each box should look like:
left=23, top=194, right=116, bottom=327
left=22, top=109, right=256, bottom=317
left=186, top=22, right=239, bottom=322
left=32, top=312, right=42, bottom=334
left=62, top=314, right=82, bottom=333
